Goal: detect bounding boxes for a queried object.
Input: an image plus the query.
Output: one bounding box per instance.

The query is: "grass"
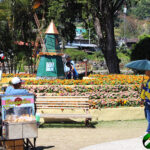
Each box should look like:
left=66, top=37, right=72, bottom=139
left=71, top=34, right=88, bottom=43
left=40, top=121, right=87, bottom=128
left=95, top=119, right=147, bottom=128
left=39, top=119, right=147, bottom=129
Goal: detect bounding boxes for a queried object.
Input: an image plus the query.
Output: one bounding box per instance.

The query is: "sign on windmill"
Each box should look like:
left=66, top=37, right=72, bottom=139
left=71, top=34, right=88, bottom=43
left=36, top=20, right=65, bottom=79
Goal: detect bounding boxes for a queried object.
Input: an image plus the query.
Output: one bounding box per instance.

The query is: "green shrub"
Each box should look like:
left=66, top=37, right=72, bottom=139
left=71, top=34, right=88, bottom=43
left=131, top=35, right=150, bottom=61
left=64, top=48, right=104, bottom=61
left=64, top=48, right=88, bottom=61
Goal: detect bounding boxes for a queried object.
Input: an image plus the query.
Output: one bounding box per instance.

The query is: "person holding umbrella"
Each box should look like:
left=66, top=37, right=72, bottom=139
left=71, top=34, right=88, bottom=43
left=141, top=70, right=150, bottom=133
left=125, top=59, right=150, bottom=133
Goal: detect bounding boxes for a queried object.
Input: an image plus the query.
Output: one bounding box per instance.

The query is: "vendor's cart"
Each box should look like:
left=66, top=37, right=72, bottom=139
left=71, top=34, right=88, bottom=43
left=0, top=94, right=38, bottom=150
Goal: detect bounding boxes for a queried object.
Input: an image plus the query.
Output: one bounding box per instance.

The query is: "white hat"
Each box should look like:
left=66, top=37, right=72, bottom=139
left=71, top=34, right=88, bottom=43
left=11, top=77, right=24, bottom=85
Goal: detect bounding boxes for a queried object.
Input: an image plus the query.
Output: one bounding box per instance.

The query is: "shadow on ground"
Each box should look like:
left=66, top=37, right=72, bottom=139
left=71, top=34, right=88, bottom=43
left=36, top=146, right=55, bottom=150
left=39, top=120, right=98, bottom=128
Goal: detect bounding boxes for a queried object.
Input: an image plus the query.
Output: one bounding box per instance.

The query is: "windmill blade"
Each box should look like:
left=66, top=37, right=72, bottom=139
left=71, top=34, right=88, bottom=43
left=33, top=36, right=40, bottom=57
left=33, top=13, right=46, bottom=52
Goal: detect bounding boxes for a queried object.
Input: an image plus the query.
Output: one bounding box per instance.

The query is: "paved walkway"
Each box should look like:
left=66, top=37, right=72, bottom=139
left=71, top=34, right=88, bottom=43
left=80, top=137, right=147, bottom=150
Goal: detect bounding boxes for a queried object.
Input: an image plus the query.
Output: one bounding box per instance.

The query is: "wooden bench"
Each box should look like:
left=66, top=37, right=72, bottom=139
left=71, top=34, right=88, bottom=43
left=35, top=96, right=92, bottom=126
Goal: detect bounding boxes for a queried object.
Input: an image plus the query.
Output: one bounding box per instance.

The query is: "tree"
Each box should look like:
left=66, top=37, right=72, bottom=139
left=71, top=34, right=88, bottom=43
left=0, top=0, right=15, bottom=72
left=10, top=0, right=37, bottom=73
left=0, top=0, right=38, bottom=73
left=77, top=0, right=138, bottom=73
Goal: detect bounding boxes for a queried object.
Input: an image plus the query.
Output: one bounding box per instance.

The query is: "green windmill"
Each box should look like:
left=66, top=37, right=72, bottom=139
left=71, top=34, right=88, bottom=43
left=37, top=20, right=65, bottom=79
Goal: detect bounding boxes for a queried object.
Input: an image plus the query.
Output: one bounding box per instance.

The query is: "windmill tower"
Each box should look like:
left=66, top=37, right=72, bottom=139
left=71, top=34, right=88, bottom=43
left=32, top=1, right=65, bottom=78
left=36, top=20, right=65, bottom=79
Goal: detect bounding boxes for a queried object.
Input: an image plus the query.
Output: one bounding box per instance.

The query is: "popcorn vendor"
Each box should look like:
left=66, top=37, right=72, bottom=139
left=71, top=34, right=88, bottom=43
left=5, top=77, right=29, bottom=95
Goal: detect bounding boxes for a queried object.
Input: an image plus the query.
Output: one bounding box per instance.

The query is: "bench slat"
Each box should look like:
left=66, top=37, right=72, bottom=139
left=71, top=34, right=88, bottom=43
left=36, top=107, right=89, bottom=109
left=37, top=96, right=89, bottom=98
left=36, top=106, right=89, bottom=108
left=36, top=103, right=89, bottom=106
left=37, top=105, right=88, bottom=108
left=40, top=114, right=92, bottom=119
left=36, top=99, right=89, bottom=102
left=36, top=101, right=89, bottom=104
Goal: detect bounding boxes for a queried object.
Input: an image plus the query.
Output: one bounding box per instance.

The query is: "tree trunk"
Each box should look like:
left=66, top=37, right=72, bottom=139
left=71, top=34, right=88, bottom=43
left=104, top=15, right=120, bottom=74
left=94, top=14, right=120, bottom=74
left=10, top=58, right=13, bottom=73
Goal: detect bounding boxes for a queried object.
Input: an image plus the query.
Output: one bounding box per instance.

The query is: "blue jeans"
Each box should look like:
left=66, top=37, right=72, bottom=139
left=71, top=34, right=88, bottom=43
left=145, top=109, right=150, bottom=132
left=66, top=73, right=71, bottom=79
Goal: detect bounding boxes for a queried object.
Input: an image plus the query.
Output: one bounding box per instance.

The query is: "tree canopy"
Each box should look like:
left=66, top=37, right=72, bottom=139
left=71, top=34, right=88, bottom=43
left=0, top=0, right=143, bottom=73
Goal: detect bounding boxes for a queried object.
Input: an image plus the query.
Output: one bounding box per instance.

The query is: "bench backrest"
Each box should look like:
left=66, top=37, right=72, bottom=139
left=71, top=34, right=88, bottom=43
left=36, top=96, right=89, bottom=110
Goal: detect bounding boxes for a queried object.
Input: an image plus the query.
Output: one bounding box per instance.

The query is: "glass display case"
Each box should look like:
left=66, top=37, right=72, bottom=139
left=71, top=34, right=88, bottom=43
left=0, top=94, right=38, bottom=140
left=1, top=94, right=35, bottom=122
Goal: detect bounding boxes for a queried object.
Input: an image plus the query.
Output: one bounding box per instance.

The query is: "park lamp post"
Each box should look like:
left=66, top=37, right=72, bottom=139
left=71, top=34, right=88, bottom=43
left=83, top=58, right=88, bottom=77
left=88, top=16, right=92, bottom=45
left=123, top=6, right=127, bottom=40
left=88, top=28, right=91, bottom=44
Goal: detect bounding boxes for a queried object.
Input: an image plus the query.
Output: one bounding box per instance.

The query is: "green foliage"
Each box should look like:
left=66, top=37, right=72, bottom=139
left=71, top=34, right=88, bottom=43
left=87, top=51, right=104, bottom=61
left=47, top=0, right=81, bottom=43
left=64, top=48, right=104, bottom=61
left=0, top=0, right=11, bottom=21
left=0, top=0, right=138, bottom=74
left=12, top=0, right=36, bottom=41
left=130, top=0, right=150, bottom=20
left=138, top=34, right=150, bottom=40
left=117, top=45, right=131, bottom=65
left=0, top=0, right=37, bottom=73
left=64, top=48, right=88, bottom=61
left=131, top=35, right=150, bottom=60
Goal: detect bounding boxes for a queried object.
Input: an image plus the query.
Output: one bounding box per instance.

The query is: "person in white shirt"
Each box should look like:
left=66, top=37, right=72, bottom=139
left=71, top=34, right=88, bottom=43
left=64, top=55, right=78, bottom=79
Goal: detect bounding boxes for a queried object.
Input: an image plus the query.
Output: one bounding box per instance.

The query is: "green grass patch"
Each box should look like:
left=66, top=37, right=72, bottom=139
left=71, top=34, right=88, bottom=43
left=95, top=119, right=147, bottom=128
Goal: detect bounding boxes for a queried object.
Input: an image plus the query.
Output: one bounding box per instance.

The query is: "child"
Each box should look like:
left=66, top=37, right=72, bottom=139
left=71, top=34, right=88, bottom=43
left=141, top=70, right=150, bottom=133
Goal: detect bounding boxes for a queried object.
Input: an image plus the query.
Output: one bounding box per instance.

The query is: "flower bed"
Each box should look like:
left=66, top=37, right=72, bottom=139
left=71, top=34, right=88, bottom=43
left=1, top=74, right=145, bottom=109
left=2, top=73, right=36, bottom=78
left=24, top=74, right=148, bottom=85
left=23, top=85, right=142, bottom=109
left=1, top=74, right=148, bottom=85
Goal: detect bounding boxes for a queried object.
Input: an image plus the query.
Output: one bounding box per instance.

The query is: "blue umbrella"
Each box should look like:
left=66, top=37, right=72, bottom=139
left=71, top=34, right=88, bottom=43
left=125, top=59, right=150, bottom=71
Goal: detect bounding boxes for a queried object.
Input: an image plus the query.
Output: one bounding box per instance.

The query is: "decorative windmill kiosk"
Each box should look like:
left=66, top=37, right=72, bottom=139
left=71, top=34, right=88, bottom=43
left=36, top=21, right=65, bottom=79
left=32, top=0, right=65, bottom=79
